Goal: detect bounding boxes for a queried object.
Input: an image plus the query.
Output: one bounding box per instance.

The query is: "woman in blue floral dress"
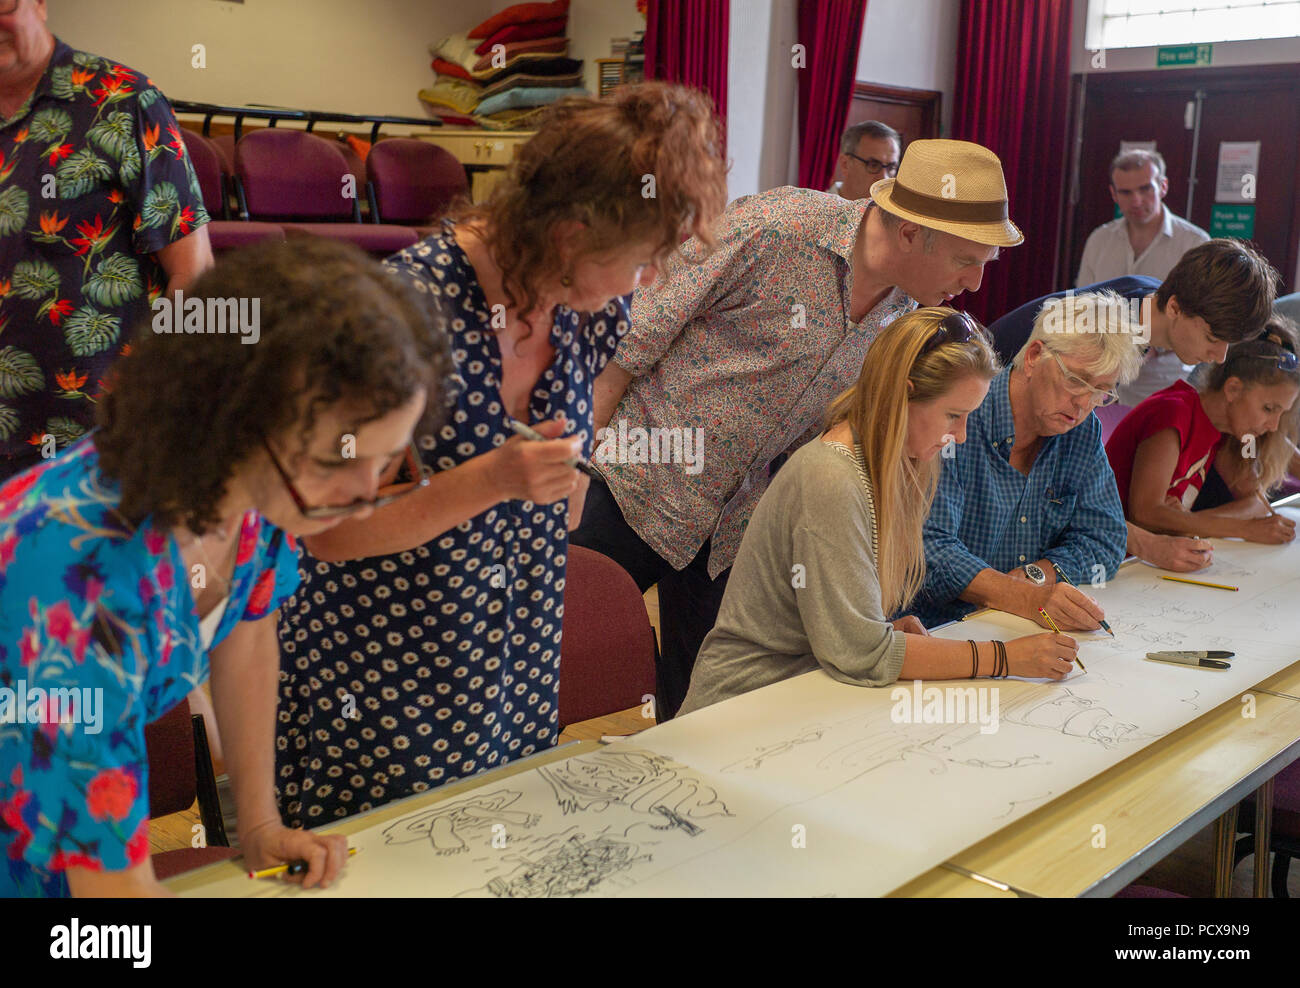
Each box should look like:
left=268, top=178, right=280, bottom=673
left=0, top=238, right=449, bottom=895
left=276, top=83, right=729, bottom=825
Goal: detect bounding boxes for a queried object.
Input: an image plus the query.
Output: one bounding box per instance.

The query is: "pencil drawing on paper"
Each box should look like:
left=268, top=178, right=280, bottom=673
left=456, top=831, right=653, bottom=898
left=539, top=748, right=733, bottom=835
left=381, top=789, right=540, bottom=855
left=1000, top=688, right=1154, bottom=749
left=720, top=727, right=826, bottom=772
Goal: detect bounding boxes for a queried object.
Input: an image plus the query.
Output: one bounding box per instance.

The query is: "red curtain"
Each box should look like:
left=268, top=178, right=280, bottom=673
left=952, top=0, right=1073, bottom=323
left=644, top=0, right=730, bottom=135
left=796, top=0, right=869, bottom=190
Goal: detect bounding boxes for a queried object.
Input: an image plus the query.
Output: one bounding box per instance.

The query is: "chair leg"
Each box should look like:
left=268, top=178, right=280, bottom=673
left=191, top=714, right=230, bottom=848
left=1233, top=833, right=1255, bottom=869
left=1273, top=853, right=1291, bottom=899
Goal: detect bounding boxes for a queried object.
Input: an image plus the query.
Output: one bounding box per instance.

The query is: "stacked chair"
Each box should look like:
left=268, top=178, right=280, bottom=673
left=179, top=126, right=469, bottom=256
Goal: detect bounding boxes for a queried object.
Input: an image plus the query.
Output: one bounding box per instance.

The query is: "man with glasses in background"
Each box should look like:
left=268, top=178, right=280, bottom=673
left=910, top=291, right=1145, bottom=632
left=828, top=120, right=900, bottom=201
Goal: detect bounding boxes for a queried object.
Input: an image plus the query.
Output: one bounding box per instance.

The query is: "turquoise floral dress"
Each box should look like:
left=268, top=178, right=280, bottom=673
left=0, top=438, right=300, bottom=897
left=0, top=39, right=209, bottom=472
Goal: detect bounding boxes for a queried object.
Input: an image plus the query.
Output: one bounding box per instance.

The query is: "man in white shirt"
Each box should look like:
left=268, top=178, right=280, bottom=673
left=1077, top=150, right=1209, bottom=286
left=827, top=120, right=901, bottom=201
left=1076, top=149, right=1210, bottom=404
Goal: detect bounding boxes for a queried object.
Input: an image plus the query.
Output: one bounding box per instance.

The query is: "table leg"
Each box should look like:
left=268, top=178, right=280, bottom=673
left=1213, top=803, right=1239, bottom=897
left=1253, top=778, right=1274, bottom=898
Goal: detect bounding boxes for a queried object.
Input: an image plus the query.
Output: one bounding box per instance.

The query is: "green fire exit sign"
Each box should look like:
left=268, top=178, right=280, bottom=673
left=1157, top=44, right=1212, bottom=67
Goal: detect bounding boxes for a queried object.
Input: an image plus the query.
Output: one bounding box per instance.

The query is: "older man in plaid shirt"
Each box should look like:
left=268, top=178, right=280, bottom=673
left=911, top=291, right=1145, bottom=631
left=574, top=140, right=1022, bottom=718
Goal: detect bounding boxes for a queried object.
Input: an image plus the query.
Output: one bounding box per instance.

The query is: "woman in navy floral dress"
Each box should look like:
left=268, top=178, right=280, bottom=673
left=0, top=238, right=449, bottom=895
left=276, top=83, right=729, bottom=825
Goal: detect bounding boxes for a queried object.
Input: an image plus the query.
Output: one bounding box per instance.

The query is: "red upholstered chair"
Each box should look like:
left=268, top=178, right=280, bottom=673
left=179, top=128, right=226, bottom=218
left=559, top=545, right=659, bottom=729
left=180, top=128, right=285, bottom=252
left=211, top=133, right=237, bottom=174
left=234, top=129, right=418, bottom=255
left=366, top=138, right=468, bottom=234
left=144, top=697, right=239, bottom=880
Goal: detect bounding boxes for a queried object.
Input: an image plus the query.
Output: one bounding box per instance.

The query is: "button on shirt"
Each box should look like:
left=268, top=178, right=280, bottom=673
left=912, top=367, right=1128, bottom=628
left=1075, top=206, right=1209, bottom=287
left=606, top=187, right=915, bottom=578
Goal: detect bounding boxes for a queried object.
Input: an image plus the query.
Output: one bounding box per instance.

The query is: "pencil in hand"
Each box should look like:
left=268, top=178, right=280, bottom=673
left=1037, top=606, right=1086, bottom=673
left=1050, top=563, right=1114, bottom=637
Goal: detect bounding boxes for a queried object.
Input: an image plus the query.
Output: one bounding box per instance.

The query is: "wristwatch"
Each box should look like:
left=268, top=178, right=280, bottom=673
left=1023, top=563, right=1047, bottom=586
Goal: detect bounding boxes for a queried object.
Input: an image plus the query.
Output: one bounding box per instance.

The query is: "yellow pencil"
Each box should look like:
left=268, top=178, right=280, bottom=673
left=248, top=846, right=357, bottom=879
left=1160, top=575, right=1238, bottom=592
left=1038, top=607, right=1085, bottom=672
left=1256, top=490, right=1278, bottom=517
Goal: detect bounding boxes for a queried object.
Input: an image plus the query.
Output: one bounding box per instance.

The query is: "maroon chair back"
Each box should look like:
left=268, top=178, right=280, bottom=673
left=211, top=133, right=236, bottom=175
left=337, top=140, right=367, bottom=195
left=367, top=138, right=468, bottom=225
left=235, top=129, right=355, bottom=221
left=559, top=546, right=658, bottom=728
left=144, top=697, right=196, bottom=817
left=1094, top=403, right=1132, bottom=445
left=178, top=129, right=227, bottom=219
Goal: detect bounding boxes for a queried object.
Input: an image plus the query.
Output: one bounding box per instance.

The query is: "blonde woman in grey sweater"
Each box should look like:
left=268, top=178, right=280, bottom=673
left=680, top=308, right=1079, bottom=715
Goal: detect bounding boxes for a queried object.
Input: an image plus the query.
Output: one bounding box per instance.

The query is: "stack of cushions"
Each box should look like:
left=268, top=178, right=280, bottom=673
left=421, top=0, right=587, bottom=129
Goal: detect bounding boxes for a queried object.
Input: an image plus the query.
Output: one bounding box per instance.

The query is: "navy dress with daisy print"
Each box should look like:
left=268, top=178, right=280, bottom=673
left=274, top=223, right=630, bottom=826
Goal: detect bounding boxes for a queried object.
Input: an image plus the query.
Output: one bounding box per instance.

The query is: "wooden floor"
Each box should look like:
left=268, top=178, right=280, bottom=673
left=152, top=585, right=1300, bottom=896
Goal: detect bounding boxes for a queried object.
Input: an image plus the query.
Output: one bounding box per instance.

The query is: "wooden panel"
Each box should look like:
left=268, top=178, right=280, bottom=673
left=847, top=81, right=942, bottom=148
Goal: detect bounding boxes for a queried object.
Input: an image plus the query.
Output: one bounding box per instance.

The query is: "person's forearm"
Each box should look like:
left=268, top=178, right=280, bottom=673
left=899, top=635, right=996, bottom=680
left=304, top=453, right=504, bottom=562
left=1131, top=497, right=1265, bottom=539
left=959, top=568, right=1034, bottom=618
left=593, top=361, right=633, bottom=432
left=209, top=616, right=282, bottom=837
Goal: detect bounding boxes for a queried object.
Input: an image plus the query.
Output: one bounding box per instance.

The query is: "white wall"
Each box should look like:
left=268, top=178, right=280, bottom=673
left=727, top=0, right=799, bottom=200
left=47, top=0, right=472, bottom=122
left=856, top=0, right=959, bottom=136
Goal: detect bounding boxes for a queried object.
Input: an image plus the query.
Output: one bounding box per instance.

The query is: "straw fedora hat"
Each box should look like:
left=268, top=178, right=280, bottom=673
left=870, top=139, right=1023, bottom=247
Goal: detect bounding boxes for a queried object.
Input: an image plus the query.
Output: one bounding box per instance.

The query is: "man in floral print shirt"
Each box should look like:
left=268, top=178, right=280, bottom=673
left=0, top=1, right=213, bottom=480
left=577, top=140, right=1023, bottom=718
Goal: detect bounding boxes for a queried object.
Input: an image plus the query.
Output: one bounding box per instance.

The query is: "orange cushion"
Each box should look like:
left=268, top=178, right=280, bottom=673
left=432, top=56, right=473, bottom=81
left=468, top=0, right=570, bottom=40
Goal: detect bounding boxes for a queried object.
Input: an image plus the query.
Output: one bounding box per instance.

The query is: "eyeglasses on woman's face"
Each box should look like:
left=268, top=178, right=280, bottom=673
left=261, top=435, right=430, bottom=520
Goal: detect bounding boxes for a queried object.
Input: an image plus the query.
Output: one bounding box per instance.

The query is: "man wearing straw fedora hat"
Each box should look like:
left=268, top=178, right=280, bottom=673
left=573, top=139, right=1022, bottom=719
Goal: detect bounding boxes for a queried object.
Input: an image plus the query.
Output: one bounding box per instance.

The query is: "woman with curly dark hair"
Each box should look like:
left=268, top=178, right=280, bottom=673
left=277, top=81, right=729, bottom=825
left=0, top=237, right=450, bottom=897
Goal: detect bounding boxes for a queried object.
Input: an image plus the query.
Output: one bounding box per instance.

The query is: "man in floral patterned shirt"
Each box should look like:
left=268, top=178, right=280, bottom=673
left=0, top=1, right=213, bottom=480
left=576, top=140, right=1022, bottom=718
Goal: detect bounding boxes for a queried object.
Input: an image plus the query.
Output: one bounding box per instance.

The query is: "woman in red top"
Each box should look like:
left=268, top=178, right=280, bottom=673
left=1106, top=316, right=1300, bottom=566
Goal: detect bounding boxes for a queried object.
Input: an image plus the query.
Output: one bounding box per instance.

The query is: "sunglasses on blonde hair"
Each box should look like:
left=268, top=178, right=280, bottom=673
left=917, top=310, right=989, bottom=359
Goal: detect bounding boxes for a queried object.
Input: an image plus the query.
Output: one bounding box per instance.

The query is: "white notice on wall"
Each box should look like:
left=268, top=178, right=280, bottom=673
left=1215, top=141, right=1259, bottom=203
left=1119, top=140, right=1157, bottom=154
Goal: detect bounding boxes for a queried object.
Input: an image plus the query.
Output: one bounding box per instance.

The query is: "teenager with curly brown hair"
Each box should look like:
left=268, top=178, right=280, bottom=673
left=275, top=82, right=729, bottom=826
left=0, top=236, right=450, bottom=896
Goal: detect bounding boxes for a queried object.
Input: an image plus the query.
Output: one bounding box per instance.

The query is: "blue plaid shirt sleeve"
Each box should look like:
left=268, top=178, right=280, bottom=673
left=920, top=452, right=991, bottom=608
left=1040, top=431, right=1128, bottom=585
